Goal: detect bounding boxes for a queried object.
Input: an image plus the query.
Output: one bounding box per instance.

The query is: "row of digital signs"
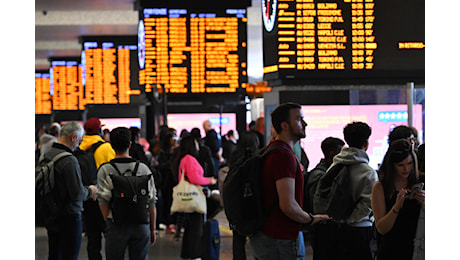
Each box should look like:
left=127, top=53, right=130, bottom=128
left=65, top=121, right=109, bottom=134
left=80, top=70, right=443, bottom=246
left=262, top=0, right=425, bottom=84
left=36, top=0, right=425, bottom=114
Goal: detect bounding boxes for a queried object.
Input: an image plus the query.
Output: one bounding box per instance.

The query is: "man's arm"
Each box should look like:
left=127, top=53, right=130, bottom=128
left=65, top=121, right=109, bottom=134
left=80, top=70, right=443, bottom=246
left=148, top=207, right=157, bottom=245
left=99, top=204, right=110, bottom=221
left=276, top=178, right=329, bottom=224
left=277, top=177, right=310, bottom=223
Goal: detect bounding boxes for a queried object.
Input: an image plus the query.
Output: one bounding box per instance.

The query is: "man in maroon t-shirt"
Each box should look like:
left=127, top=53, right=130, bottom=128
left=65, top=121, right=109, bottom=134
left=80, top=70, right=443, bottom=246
left=249, top=102, right=329, bottom=260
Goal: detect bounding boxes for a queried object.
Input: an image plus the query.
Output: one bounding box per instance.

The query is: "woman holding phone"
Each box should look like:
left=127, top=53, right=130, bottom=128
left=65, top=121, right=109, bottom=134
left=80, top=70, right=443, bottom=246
left=371, top=139, right=425, bottom=259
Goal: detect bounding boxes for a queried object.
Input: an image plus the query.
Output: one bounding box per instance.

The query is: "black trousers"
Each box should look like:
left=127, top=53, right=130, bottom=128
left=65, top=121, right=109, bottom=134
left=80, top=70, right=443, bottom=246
left=181, top=212, right=204, bottom=259
left=82, top=200, right=106, bottom=260
left=314, top=220, right=373, bottom=260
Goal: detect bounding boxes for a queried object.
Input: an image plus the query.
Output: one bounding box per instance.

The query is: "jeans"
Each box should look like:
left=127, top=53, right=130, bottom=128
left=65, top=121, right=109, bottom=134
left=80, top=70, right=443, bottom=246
left=47, top=214, right=83, bottom=260
left=104, top=218, right=150, bottom=260
left=249, top=231, right=297, bottom=260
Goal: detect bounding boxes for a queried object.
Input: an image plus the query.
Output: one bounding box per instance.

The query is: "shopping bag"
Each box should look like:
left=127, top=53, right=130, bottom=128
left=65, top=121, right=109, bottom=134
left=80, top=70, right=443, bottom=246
left=171, top=169, right=207, bottom=214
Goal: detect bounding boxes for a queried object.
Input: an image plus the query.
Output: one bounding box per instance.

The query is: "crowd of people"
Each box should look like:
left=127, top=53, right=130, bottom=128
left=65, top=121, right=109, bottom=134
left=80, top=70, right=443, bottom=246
left=35, top=103, right=425, bottom=260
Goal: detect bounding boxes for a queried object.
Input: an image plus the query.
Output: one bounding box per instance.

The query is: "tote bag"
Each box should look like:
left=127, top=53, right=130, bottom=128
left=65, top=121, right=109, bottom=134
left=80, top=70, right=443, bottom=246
left=171, top=169, right=207, bottom=214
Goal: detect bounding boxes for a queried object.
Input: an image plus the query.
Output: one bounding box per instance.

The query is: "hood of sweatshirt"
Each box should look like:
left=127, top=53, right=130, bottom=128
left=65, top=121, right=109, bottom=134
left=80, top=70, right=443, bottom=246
left=332, top=147, right=370, bottom=166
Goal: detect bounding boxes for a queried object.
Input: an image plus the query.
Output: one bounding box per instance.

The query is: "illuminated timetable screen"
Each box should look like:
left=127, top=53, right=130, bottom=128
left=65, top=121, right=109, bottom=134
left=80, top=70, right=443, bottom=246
left=35, top=72, right=52, bottom=114
left=81, top=36, right=142, bottom=105
left=138, top=8, right=248, bottom=94
left=262, top=0, right=425, bottom=84
left=50, top=58, right=84, bottom=110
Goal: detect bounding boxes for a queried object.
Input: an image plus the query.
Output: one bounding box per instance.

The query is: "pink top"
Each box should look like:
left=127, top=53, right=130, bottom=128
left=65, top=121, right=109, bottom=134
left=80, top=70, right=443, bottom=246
left=178, top=154, right=213, bottom=186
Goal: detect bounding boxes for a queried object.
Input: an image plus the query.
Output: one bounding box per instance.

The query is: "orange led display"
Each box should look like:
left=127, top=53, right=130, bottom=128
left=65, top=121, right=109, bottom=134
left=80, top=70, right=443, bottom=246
left=35, top=73, right=52, bottom=114
left=82, top=37, right=141, bottom=106
left=50, top=60, right=84, bottom=111
left=140, top=8, right=247, bottom=94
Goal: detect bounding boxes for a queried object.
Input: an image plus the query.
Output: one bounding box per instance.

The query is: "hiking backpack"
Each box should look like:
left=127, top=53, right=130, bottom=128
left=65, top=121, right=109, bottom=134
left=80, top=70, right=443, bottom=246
left=74, top=141, right=105, bottom=186
left=222, top=145, right=290, bottom=236
left=313, top=163, right=359, bottom=220
left=35, top=151, right=72, bottom=227
left=109, top=161, right=153, bottom=224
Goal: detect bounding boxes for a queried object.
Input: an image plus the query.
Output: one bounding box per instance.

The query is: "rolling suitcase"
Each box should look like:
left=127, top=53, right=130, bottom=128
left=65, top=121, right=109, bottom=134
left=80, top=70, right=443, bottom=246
left=203, top=218, right=220, bottom=260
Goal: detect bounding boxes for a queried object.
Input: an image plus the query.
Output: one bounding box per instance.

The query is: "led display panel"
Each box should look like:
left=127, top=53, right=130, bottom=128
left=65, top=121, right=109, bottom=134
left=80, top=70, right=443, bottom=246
left=35, top=72, right=52, bottom=114
left=138, top=8, right=248, bottom=94
left=263, top=0, right=425, bottom=84
left=49, top=58, right=84, bottom=111
left=299, top=104, right=423, bottom=171
left=81, top=36, right=142, bottom=105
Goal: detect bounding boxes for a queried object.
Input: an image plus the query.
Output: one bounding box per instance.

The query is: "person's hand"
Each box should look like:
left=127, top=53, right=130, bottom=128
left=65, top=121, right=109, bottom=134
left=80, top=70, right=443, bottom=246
left=413, top=189, right=425, bottom=207
left=311, top=214, right=330, bottom=225
left=150, top=230, right=157, bottom=246
left=89, top=185, right=98, bottom=201
left=394, top=188, right=409, bottom=211
left=210, top=177, right=218, bottom=185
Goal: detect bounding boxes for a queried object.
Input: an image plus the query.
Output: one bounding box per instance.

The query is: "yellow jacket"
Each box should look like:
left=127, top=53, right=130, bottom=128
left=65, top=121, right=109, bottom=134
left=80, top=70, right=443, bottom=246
left=79, top=135, right=115, bottom=169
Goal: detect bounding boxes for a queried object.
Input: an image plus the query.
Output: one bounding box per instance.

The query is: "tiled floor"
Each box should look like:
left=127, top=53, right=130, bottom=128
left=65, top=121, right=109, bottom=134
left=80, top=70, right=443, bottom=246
left=35, top=211, right=313, bottom=259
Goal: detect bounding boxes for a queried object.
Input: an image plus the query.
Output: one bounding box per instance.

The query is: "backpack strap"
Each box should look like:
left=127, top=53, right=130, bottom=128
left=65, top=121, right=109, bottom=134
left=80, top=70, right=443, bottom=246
left=40, top=151, right=73, bottom=195
left=50, top=151, right=73, bottom=164
left=263, top=145, right=301, bottom=172
left=89, top=141, right=105, bottom=153
left=110, top=160, right=140, bottom=177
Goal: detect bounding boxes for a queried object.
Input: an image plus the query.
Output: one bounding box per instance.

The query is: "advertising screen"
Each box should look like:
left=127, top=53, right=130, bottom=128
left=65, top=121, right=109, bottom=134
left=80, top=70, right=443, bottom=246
left=300, top=104, right=423, bottom=170
left=167, top=113, right=237, bottom=138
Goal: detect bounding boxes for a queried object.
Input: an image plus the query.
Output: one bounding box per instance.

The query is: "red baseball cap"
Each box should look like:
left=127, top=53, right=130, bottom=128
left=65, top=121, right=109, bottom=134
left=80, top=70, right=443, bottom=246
left=84, top=118, right=104, bottom=134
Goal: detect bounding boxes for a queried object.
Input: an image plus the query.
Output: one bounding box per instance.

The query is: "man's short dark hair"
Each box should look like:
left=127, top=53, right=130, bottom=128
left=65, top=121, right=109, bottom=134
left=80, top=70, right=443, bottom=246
left=129, top=127, right=140, bottom=142
left=270, top=102, right=301, bottom=134
left=343, top=121, right=372, bottom=148
left=321, top=137, right=345, bottom=156
left=388, top=125, right=412, bottom=144
left=110, top=127, right=131, bottom=152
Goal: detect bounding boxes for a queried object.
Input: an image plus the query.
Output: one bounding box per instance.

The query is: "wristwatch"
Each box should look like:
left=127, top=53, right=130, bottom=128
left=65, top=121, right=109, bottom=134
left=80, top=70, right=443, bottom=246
left=307, top=212, right=315, bottom=225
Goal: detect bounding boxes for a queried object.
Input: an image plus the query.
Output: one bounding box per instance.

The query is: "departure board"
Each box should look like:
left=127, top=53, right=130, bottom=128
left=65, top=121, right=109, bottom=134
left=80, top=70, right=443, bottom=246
left=262, top=0, right=425, bottom=84
left=138, top=8, right=248, bottom=94
left=81, top=36, right=142, bottom=105
left=49, top=58, right=84, bottom=111
left=35, top=72, right=52, bottom=114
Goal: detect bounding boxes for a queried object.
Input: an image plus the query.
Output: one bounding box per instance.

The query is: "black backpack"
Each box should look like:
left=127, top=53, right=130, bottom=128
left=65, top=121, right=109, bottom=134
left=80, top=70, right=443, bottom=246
left=222, top=145, right=289, bottom=236
left=74, top=141, right=105, bottom=186
left=109, top=161, right=153, bottom=224
left=35, top=151, right=72, bottom=228
left=313, top=163, right=360, bottom=220
left=303, top=163, right=328, bottom=214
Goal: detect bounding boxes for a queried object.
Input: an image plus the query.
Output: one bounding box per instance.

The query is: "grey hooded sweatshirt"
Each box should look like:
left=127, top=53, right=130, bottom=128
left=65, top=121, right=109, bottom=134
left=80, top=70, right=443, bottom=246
left=329, top=147, right=378, bottom=227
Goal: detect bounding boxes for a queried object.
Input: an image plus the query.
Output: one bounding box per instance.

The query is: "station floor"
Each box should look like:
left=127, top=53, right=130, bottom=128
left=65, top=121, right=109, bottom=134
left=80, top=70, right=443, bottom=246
left=35, top=210, right=314, bottom=259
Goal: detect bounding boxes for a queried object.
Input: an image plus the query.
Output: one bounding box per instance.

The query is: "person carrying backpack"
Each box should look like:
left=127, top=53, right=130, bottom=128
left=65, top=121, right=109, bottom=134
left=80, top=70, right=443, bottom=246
left=248, top=103, right=329, bottom=260
left=39, top=121, right=98, bottom=260
left=78, top=118, right=115, bottom=260
left=97, top=127, right=157, bottom=260
left=313, top=121, right=378, bottom=260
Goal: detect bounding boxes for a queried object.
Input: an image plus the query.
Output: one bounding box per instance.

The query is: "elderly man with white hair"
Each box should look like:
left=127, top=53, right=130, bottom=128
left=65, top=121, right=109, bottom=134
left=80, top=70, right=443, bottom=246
left=40, top=121, right=98, bottom=260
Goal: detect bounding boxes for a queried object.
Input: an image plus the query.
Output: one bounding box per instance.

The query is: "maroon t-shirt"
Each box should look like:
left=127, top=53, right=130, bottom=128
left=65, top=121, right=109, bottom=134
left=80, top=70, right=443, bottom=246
left=260, top=140, right=304, bottom=241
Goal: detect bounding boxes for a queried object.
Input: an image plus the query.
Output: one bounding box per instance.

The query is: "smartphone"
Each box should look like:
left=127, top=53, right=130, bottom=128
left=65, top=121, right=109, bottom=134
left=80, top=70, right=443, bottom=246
left=409, top=182, right=424, bottom=199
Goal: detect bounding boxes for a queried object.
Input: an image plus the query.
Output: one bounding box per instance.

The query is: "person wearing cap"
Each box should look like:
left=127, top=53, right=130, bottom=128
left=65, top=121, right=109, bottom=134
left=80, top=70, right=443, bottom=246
left=79, top=118, right=115, bottom=260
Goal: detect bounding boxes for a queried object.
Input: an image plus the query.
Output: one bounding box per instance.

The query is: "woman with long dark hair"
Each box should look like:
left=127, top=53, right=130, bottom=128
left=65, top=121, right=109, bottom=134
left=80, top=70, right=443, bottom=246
left=176, top=135, right=216, bottom=260
left=371, top=139, right=425, bottom=259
